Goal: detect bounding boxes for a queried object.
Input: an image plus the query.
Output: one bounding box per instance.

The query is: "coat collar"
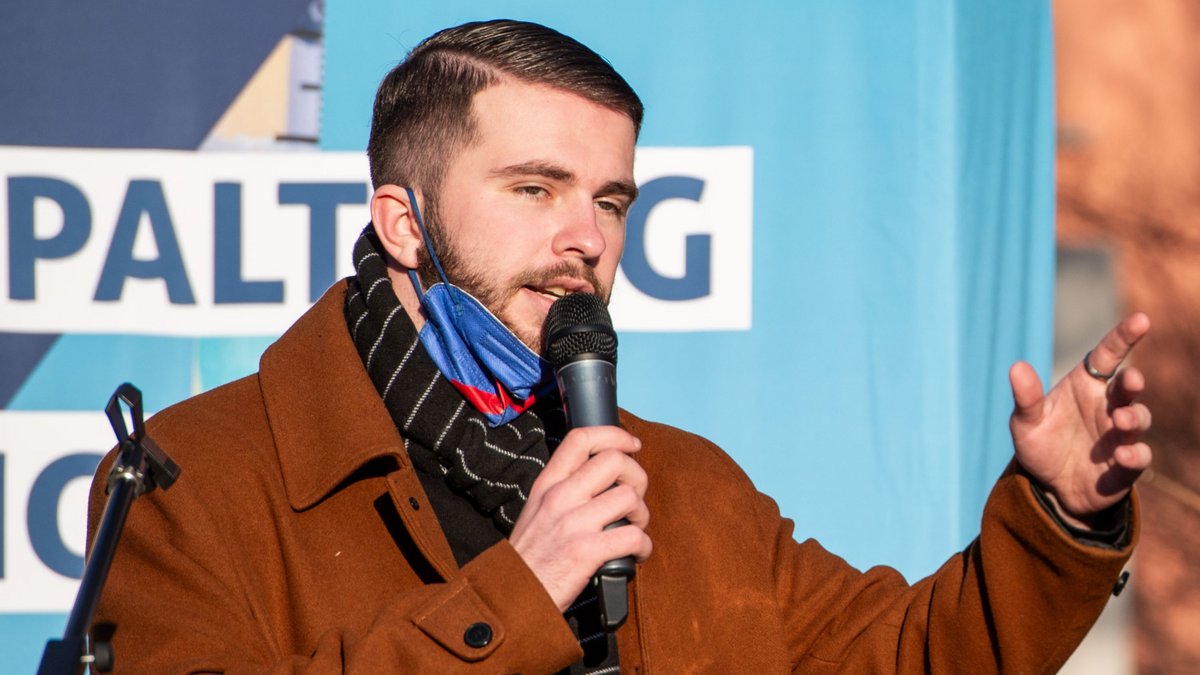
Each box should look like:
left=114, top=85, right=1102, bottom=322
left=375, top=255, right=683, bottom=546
left=259, top=280, right=408, bottom=510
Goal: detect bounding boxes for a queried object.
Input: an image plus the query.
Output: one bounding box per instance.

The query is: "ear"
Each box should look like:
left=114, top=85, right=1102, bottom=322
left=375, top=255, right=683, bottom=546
left=370, top=185, right=424, bottom=269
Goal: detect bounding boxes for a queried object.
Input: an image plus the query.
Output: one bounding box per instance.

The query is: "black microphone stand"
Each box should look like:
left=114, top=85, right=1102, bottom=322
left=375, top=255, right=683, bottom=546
left=37, top=383, right=180, bottom=675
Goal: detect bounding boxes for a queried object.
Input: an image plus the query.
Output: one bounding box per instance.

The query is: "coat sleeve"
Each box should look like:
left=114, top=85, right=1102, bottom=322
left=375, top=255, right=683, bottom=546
left=86, top=450, right=583, bottom=674
left=760, top=462, right=1136, bottom=673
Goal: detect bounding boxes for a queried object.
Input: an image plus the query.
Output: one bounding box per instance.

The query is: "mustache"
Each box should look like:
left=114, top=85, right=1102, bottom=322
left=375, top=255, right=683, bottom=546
left=512, top=261, right=609, bottom=303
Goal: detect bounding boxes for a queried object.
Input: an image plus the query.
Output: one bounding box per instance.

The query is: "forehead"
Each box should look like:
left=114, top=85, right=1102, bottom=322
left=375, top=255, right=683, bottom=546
left=457, top=80, right=636, bottom=177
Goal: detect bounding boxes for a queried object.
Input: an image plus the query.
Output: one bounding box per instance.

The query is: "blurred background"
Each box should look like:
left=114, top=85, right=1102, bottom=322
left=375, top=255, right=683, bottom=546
left=1, top=0, right=1195, bottom=672
left=1056, top=0, right=1200, bottom=671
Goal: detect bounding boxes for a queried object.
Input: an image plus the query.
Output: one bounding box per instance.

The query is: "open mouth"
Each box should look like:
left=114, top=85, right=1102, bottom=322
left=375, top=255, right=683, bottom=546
left=534, top=286, right=570, bottom=300
left=524, top=279, right=595, bottom=303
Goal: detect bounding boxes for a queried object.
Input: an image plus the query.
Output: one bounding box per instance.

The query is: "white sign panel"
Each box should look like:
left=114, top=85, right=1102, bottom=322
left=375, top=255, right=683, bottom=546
left=1, top=146, right=752, bottom=335
left=0, top=412, right=109, bottom=612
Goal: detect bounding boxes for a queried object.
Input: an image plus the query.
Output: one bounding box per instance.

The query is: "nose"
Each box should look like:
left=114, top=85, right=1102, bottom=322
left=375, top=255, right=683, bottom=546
left=551, top=198, right=606, bottom=261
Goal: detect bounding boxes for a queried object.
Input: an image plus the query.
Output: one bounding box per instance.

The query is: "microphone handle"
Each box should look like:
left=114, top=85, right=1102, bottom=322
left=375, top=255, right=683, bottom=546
left=556, top=358, right=634, bottom=630
left=556, top=358, right=618, bottom=427
left=594, top=522, right=635, bottom=632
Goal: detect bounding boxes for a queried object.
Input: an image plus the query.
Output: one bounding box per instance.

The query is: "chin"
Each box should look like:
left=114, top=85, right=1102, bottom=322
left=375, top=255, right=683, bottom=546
left=498, top=312, right=545, bottom=356
left=516, top=329, right=544, bottom=356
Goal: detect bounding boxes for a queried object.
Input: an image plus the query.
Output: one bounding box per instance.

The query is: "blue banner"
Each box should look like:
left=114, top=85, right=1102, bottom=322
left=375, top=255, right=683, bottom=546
left=0, top=2, right=1054, bottom=670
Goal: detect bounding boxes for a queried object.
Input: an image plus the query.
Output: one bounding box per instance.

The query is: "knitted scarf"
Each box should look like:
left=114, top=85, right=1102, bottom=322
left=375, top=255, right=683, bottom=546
left=343, top=227, right=559, bottom=533
left=344, top=227, right=620, bottom=672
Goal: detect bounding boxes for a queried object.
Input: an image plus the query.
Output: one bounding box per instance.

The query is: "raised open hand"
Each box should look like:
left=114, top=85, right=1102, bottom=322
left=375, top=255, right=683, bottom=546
left=1008, top=313, right=1152, bottom=529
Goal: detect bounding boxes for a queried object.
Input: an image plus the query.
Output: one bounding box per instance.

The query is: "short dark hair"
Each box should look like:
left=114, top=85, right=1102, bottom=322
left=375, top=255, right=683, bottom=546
left=366, top=19, right=644, bottom=194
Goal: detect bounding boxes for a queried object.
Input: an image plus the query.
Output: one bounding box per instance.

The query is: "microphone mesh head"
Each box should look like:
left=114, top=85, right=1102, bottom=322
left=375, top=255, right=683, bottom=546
left=544, top=293, right=617, bottom=367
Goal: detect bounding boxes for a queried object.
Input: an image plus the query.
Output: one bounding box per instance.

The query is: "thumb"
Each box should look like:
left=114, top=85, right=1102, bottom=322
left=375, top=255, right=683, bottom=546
left=1009, top=361, right=1045, bottom=424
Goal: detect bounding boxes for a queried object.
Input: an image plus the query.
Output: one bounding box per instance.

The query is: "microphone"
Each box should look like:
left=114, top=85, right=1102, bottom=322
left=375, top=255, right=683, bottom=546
left=545, top=292, right=634, bottom=631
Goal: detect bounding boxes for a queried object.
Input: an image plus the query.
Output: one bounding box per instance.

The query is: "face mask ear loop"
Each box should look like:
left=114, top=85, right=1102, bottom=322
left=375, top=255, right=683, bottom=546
left=405, top=186, right=462, bottom=315
left=406, top=269, right=426, bottom=303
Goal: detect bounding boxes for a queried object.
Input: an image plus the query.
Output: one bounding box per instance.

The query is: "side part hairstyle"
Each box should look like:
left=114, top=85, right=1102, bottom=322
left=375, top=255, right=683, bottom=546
left=366, top=19, right=644, bottom=196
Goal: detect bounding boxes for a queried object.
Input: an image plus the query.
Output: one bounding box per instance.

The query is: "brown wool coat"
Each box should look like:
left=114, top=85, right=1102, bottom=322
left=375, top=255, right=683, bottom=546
left=88, top=282, right=1136, bottom=673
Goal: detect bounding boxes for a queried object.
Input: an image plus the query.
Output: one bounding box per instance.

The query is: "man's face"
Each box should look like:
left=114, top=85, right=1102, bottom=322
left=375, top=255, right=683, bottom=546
left=423, top=80, right=638, bottom=354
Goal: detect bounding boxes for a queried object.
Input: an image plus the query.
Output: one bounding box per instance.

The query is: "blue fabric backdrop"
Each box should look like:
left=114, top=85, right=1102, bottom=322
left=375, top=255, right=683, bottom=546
left=321, top=0, right=1054, bottom=573
left=0, top=2, right=1054, bottom=670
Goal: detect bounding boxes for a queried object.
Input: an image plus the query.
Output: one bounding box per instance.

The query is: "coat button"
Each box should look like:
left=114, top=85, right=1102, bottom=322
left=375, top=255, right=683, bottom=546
left=1112, top=570, right=1130, bottom=597
left=408, top=497, right=420, bottom=510
left=464, top=622, right=493, bottom=648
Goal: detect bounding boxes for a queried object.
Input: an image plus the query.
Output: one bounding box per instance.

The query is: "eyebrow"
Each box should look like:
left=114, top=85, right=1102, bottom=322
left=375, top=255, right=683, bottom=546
left=598, top=180, right=640, bottom=203
left=491, top=161, right=639, bottom=203
left=491, top=160, right=575, bottom=183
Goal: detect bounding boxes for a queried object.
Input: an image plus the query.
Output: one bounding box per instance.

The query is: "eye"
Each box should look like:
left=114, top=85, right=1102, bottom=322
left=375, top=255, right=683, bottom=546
left=595, top=199, right=627, bottom=218
left=515, top=185, right=550, bottom=199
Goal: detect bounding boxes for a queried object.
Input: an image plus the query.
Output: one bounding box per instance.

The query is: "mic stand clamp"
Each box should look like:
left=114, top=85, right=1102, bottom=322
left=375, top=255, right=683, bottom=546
left=37, top=383, right=180, bottom=675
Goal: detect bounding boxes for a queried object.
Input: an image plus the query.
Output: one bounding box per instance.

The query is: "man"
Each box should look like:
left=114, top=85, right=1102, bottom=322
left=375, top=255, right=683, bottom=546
left=89, top=19, right=1152, bottom=673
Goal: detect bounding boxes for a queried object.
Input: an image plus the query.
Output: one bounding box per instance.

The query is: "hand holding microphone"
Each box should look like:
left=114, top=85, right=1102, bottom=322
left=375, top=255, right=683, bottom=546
left=508, top=293, right=650, bottom=629
left=545, top=293, right=638, bottom=630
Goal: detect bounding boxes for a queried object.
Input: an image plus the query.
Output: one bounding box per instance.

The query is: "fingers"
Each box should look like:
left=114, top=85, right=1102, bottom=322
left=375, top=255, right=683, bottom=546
left=527, top=426, right=641, bottom=504
left=1009, top=361, right=1045, bottom=423
left=598, top=521, right=654, bottom=563
left=1111, top=402, right=1152, bottom=434
left=569, top=444, right=649, bottom=500
left=508, top=425, right=651, bottom=610
left=576, top=483, right=651, bottom=531
left=1113, top=441, right=1153, bottom=473
left=536, top=449, right=648, bottom=524
left=1108, top=366, right=1145, bottom=409
left=1089, top=312, right=1151, bottom=376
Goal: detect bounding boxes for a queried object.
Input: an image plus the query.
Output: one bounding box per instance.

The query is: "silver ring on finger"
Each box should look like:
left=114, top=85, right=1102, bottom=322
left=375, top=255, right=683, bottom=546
left=1083, top=349, right=1118, bottom=383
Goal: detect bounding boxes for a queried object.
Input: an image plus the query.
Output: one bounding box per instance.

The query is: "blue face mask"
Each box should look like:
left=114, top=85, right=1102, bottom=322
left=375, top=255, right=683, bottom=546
left=404, top=187, right=557, bottom=426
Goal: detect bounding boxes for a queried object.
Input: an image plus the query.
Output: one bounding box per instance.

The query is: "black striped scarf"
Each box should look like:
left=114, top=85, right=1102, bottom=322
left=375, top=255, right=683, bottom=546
left=344, top=227, right=556, bottom=534
left=344, top=226, right=620, bottom=672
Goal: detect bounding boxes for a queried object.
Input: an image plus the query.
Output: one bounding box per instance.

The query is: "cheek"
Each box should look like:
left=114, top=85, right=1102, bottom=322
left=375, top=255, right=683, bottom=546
left=609, top=226, right=627, bottom=256
left=602, top=228, right=626, bottom=273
